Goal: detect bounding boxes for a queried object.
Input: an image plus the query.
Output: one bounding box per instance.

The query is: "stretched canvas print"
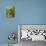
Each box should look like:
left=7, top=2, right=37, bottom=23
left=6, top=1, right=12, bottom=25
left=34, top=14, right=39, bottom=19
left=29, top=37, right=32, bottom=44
left=18, top=25, right=46, bottom=46
left=6, top=6, right=15, bottom=17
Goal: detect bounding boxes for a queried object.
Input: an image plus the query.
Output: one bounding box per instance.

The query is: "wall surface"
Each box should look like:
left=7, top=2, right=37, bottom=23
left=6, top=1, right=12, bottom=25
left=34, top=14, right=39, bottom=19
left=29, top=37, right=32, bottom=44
left=0, top=0, right=17, bottom=44
left=16, top=0, right=46, bottom=24
left=0, top=0, right=46, bottom=44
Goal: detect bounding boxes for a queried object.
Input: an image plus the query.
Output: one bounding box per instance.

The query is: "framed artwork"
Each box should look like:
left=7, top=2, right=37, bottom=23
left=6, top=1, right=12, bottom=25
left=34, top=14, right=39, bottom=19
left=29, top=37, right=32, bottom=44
left=6, top=6, right=15, bottom=17
left=18, top=24, right=46, bottom=42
